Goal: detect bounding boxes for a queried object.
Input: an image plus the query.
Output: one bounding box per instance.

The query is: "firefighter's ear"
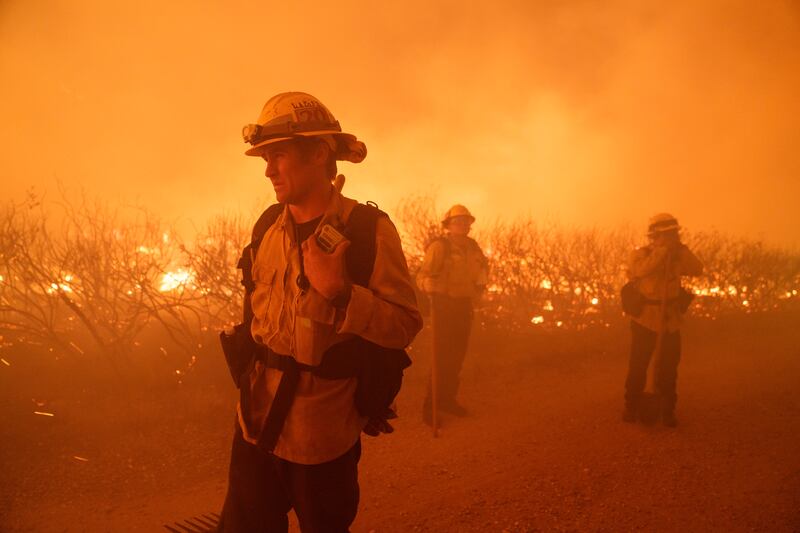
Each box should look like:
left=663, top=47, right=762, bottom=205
left=312, top=137, right=333, bottom=166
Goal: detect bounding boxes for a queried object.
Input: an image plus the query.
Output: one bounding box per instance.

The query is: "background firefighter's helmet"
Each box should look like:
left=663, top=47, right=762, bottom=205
left=648, top=213, right=681, bottom=235
left=242, top=92, right=367, bottom=163
left=442, top=204, right=476, bottom=226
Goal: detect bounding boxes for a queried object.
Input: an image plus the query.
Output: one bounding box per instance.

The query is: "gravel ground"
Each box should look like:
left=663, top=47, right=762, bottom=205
left=2, top=311, right=799, bottom=532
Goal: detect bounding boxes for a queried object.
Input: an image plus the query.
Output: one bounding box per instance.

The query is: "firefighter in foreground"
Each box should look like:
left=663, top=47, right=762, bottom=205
left=217, top=92, right=422, bottom=532
left=417, top=205, right=488, bottom=424
left=623, top=213, right=703, bottom=427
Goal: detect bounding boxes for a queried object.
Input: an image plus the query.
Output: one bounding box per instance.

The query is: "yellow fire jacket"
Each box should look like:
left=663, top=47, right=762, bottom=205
left=416, top=234, right=488, bottom=300
left=240, top=189, right=422, bottom=465
left=627, top=243, right=703, bottom=333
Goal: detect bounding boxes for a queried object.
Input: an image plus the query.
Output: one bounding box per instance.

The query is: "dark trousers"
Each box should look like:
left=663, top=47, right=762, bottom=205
left=218, top=426, right=361, bottom=533
left=425, top=294, right=473, bottom=409
left=625, top=320, right=682, bottom=413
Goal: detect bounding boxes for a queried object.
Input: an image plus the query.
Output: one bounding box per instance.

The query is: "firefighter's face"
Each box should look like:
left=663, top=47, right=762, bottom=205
left=651, top=230, right=680, bottom=247
left=261, top=140, right=324, bottom=205
left=447, top=216, right=473, bottom=236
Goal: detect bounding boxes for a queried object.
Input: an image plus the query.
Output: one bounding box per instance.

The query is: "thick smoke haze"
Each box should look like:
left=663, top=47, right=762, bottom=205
left=1, top=0, right=799, bottom=244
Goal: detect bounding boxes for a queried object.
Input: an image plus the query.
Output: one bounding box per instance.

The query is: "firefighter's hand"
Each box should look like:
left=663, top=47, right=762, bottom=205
left=659, top=241, right=683, bottom=260
left=650, top=243, right=672, bottom=263
left=362, top=417, right=395, bottom=437
left=302, top=236, right=351, bottom=299
left=653, top=232, right=680, bottom=252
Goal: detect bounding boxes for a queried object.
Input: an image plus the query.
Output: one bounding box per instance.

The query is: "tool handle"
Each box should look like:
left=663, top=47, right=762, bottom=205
left=644, top=252, right=673, bottom=393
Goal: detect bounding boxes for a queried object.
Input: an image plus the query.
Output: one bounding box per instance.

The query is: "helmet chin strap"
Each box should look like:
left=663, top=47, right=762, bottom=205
left=333, top=174, right=346, bottom=192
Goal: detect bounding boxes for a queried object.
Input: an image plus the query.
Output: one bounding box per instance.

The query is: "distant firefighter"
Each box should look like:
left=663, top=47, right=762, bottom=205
left=417, top=204, right=489, bottom=426
left=621, top=213, right=703, bottom=427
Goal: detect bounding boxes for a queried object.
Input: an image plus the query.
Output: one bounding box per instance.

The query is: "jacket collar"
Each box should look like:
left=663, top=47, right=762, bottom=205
left=276, top=185, right=348, bottom=243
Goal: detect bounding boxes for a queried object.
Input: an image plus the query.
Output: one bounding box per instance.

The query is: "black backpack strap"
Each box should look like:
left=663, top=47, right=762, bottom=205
left=327, top=202, right=412, bottom=419
left=238, top=203, right=284, bottom=323
left=251, top=203, right=286, bottom=246
left=344, top=202, right=387, bottom=287
left=221, top=203, right=286, bottom=400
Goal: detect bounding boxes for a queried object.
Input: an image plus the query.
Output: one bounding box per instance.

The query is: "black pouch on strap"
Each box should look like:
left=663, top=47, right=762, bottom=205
left=317, top=337, right=411, bottom=419
left=677, top=286, right=695, bottom=314
left=354, top=343, right=411, bottom=419
left=219, top=323, right=259, bottom=389
left=620, top=281, right=646, bottom=317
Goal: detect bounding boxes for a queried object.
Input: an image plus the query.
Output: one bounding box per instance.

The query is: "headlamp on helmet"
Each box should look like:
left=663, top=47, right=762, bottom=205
left=647, top=213, right=681, bottom=236
left=242, top=119, right=342, bottom=147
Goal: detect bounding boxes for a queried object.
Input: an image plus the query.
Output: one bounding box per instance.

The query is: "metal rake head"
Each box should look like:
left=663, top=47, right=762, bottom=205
left=163, top=512, right=220, bottom=532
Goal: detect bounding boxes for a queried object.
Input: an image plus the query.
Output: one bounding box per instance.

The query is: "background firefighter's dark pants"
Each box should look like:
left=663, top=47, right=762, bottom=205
left=424, top=294, right=473, bottom=410
left=218, top=425, right=361, bottom=533
left=625, top=320, right=682, bottom=413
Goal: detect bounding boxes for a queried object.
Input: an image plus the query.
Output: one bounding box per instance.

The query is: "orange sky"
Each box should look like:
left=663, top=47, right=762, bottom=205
left=1, top=0, right=799, bottom=245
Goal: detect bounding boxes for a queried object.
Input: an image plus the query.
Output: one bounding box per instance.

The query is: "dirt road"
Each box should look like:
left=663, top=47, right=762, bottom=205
left=3, top=312, right=799, bottom=532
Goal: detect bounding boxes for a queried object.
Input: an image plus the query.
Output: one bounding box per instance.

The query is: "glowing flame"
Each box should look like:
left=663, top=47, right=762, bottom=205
left=159, top=268, right=194, bottom=292
left=543, top=300, right=554, bottom=311
left=531, top=315, right=544, bottom=325
left=46, top=275, right=75, bottom=294
left=540, top=279, right=552, bottom=290
left=590, top=297, right=599, bottom=305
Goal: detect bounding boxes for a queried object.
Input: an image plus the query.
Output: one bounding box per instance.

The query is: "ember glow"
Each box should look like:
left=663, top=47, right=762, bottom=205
left=159, top=268, right=196, bottom=293
left=45, top=274, right=76, bottom=295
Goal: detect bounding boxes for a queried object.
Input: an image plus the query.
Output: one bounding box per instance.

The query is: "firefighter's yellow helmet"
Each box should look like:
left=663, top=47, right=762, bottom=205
left=442, top=204, right=476, bottom=225
left=648, top=213, right=680, bottom=235
left=242, top=92, right=367, bottom=163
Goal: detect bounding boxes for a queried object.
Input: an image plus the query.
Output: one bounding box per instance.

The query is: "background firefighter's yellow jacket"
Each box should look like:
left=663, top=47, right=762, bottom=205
left=627, top=243, right=703, bottom=332
left=417, top=234, right=489, bottom=300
